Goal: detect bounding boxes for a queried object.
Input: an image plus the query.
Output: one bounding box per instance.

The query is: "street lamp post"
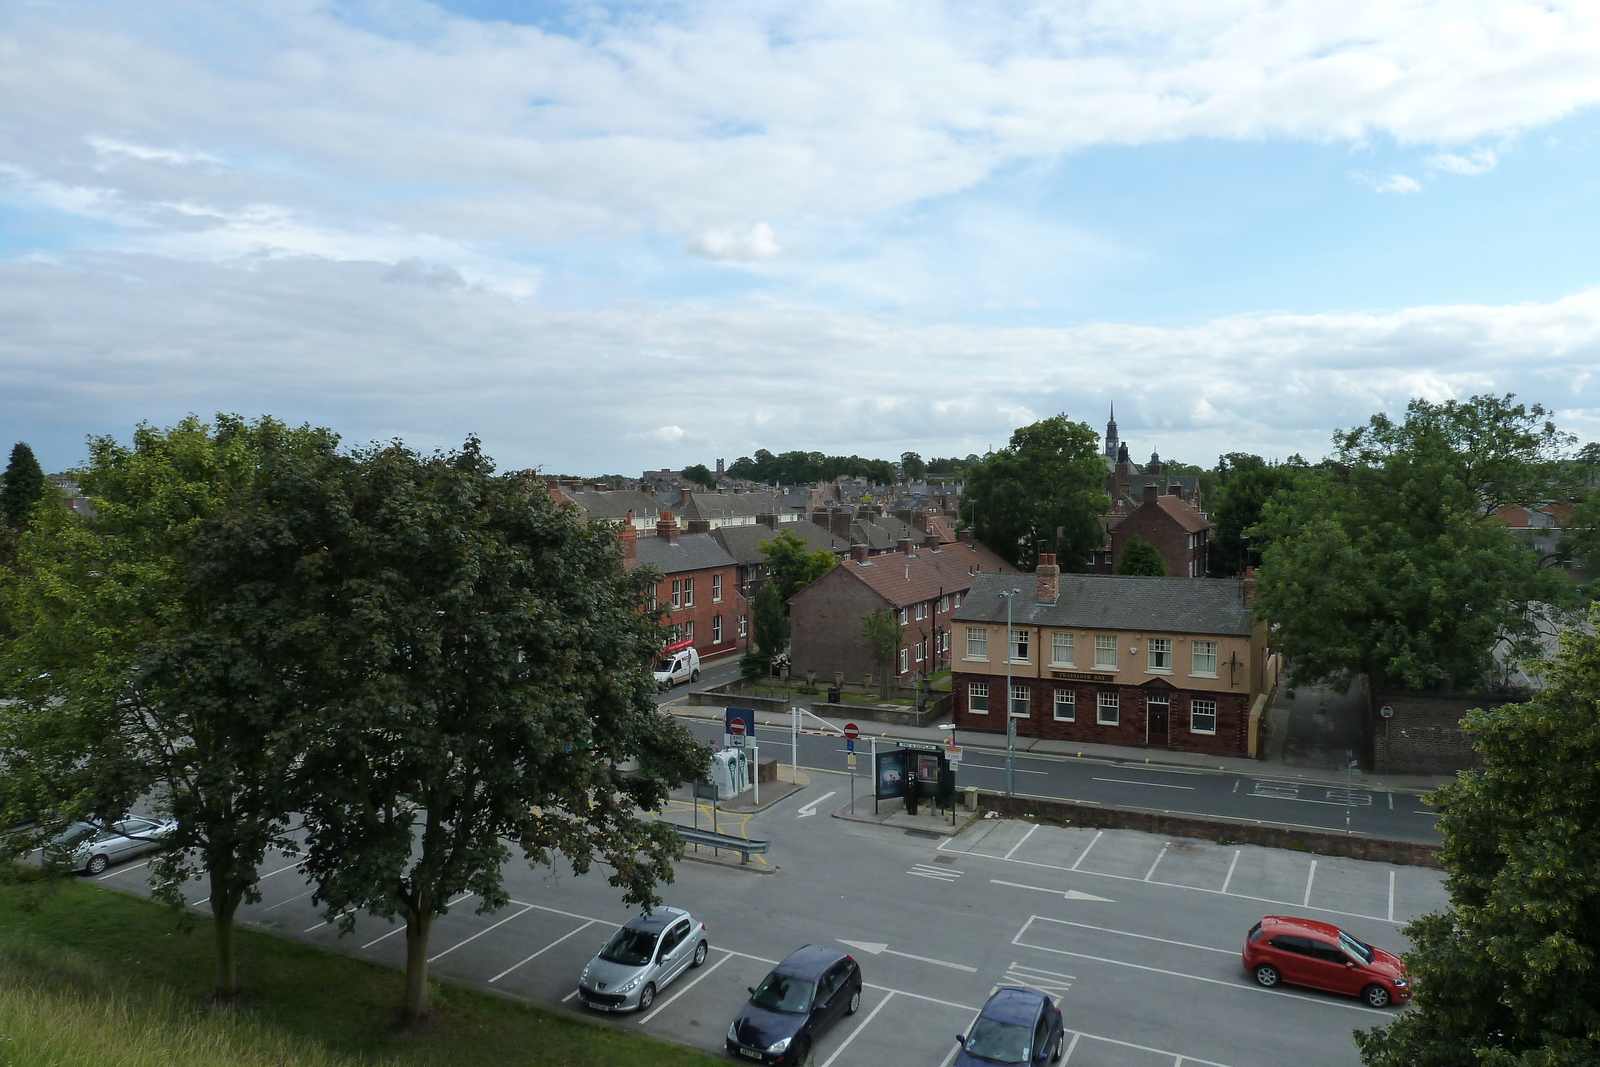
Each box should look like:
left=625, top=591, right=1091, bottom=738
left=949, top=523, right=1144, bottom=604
left=938, top=721, right=958, bottom=827
left=998, top=587, right=1023, bottom=796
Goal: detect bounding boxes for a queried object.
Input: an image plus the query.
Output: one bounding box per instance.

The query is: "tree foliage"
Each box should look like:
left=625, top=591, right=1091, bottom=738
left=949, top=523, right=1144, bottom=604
left=900, top=452, right=926, bottom=483
left=960, top=415, right=1108, bottom=569
left=1254, top=396, right=1572, bottom=692
left=860, top=608, right=903, bottom=698
left=1115, top=535, right=1167, bottom=576
left=1356, top=605, right=1600, bottom=1067
left=1, top=442, right=49, bottom=532
left=759, top=529, right=836, bottom=603
left=726, top=449, right=896, bottom=486
left=1206, top=454, right=1309, bottom=576
left=681, top=463, right=716, bottom=489
left=752, top=581, right=788, bottom=663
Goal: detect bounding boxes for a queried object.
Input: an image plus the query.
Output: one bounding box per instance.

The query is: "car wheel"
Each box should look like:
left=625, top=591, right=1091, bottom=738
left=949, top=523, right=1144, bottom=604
left=793, top=1037, right=813, bottom=1066
left=636, top=983, right=656, bottom=1012
left=1051, top=1034, right=1064, bottom=1063
left=86, top=854, right=109, bottom=876
left=1362, top=984, right=1391, bottom=1009
left=1253, top=963, right=1280, bottom=988
left=691, top=669, right=700, bottom=682
left=691, top=940, right=708, bottom=968
left=845, top=987, right=861, bottom=1015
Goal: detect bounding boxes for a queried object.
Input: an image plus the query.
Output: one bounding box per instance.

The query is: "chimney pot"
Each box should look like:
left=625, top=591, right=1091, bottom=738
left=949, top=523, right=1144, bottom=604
left=851, top=543, right=870, bottom=563
left=686, top=518, right=711, bottom=534
left=1036, top=553, right=1059, bottom=604
left=897, top=537, right=917, bottom=555
left=656, top=511, right=679, bottom=542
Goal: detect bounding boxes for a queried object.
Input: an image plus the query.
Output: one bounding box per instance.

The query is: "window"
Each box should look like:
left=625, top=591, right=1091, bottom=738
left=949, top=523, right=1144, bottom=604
left=1053, top=689, right=1075, bottom=721
left=683, top=578, right=694, bottom=607
left=1147, top=637, right=1172, bottom=672
left=914, top=639, right=925, bottom=663
left=954, top=592, right=962, bottom=608
left=898, top=607, right=908, bottom=625
left=940, top=631, right=950, bottom=653
left=712, top=574, right=722, bottom=602
left=683, top=620, right=694, bottom=642
left=1192, top=640, right=1219, bottom=676
left=966, top=627, right=989, bottom=659
left=712, top=615, right=723, bottom=643
left=968, top=682, right=989, bottom=714
left=916, top=601, right=927, bottom=621
left=1191, top=698, right=1217, bottom=735
left=670, top=580, right=681, bottom=609
left=898, top=647, right=909, bottom=673
left=1009, top=684, right=1030, bottom=717
left=939, top=595, right=949, bottom=612
left=1051, top=632, right=1074, bottom=667
left=1094, top=634, right=1118, bottom=669
left=738, top=614, right=747, bottom=638
left=1097, top=691, right=1120, bottom=726
left=1010, top=628, right=1030, bottom=662
left=648, top=585, right=658, bottom=610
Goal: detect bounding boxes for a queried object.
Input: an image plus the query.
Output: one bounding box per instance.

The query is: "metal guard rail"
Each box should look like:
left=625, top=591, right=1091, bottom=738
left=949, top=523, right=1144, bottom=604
left=672, top=824, right=770, bottom=864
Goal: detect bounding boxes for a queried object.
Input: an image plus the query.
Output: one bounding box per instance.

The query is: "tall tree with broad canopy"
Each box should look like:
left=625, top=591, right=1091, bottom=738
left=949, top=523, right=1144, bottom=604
left=1114, top=535, right=1167, bottom=576
left=207, top=437, right=706, bottom=1024
left=960, top=416, right=1108, bottom=569
left=681, top=463, right=716, bottom=489
left=0, top=415, right=338, bottom=1001
left=900, top=452, right=926, bottom=483
left=759, top=528, right=836, bottom=604
left=1205, top=454, right=1309, bottom=577
left=752, top=580, right=788, bottom=665
left=1253, top=395, right=1572, bottom=692
left=2, top=442, right=50, bottom=532
left=1355, top=604, right=1600, bottom=1066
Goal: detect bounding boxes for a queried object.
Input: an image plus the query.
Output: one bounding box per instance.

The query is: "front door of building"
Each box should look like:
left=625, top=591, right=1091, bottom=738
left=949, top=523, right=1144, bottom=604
left=1146, top=696, right=1170, bottom=746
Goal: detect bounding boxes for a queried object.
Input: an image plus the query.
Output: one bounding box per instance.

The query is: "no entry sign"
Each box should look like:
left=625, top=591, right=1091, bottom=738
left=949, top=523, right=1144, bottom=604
left=843, top=722, right=860, bottom=740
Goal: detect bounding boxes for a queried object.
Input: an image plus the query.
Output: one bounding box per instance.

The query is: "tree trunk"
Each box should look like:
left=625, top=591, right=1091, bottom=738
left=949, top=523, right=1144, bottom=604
left=210, top=876, right=241, bottom=1001
left=402, top=910, right=435, bottom=1023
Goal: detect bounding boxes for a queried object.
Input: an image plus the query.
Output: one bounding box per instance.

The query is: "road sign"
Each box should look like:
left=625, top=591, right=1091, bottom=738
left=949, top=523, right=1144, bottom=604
left=729, top=720, right=747, bottom=747
left=844, top=722, right=860, bottom=740
left=846, top=738, right=855, bottom=753
left=945, top=745, right=962, bottom=764
left=847, top=753, right=857, bottom=768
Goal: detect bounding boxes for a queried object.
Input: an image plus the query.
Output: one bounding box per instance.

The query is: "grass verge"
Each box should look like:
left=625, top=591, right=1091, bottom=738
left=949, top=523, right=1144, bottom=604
left=0, top=873, right=724, bottom=1067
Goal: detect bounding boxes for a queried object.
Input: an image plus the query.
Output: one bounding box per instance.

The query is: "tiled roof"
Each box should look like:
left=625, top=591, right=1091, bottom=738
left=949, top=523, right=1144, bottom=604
left=1152, top=495, right=1211, bottom=533
left=675, top=490, right=788, bottom=522
left=832, top=541, right=1014, bottom=609
left=561, top=489, right=665, bottom=522
left=712, top=522, right=849, bottom=565
left=631, top=532, right=737, bottom=575
left=952, top=571, right=1252, bottom=636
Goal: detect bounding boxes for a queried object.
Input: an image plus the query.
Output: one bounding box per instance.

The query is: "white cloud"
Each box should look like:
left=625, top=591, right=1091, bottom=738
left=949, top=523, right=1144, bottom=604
left=687, top=223, right=781, bottom=262
left=1429, top=147, right=1499, bottom=175
left=1354, top=170, right=1423, bottom=194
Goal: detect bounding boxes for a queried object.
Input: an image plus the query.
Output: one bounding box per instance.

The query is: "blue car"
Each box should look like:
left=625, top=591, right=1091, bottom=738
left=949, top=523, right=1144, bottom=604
left=727, top=945, right=862, bottom=1065
left=955, top=987, right=1065, bottom=1066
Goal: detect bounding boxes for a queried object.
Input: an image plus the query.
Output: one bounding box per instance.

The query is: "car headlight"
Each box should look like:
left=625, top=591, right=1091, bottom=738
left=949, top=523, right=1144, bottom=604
left=766, top=1037, right=791, bottom=1054
left=728, top=1020, right=740, bottom=1042
left=1393, top=978, right=1410, bottom=988
left=615, top=974, right=643, bottom=994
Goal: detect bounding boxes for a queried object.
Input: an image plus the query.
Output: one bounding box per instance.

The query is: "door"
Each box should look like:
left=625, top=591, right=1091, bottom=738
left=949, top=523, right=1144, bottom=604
left=1146, top=697, right=1169, bottom=746
left=1304, top=939, right=1358, bottom=994
left=659, top=920, right=692, bottom=983
left=814, top=962, right=850, bottom=1025
left=1266, top=935, right=1313, bottom=984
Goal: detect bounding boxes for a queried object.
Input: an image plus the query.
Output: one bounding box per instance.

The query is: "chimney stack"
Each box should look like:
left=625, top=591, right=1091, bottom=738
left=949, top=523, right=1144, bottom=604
left=619, top=522, right=637, bottom=562
left=1241, top=566, right=1256, bottom=606
left=1036, top=553, right=1060, bottom=604
left=656, top=511, right=679, bottom=542
left=831, top=508, right=854, bottom=541
left=686, top=518, right=711, bottom=534
left=1143, top=483, right=1158, bottom=504
left=923, top=528, right=941, bottom=551
left=758, top=512, right=779, bottom=529
left=851, top=543, right=870, bottom=563
left=897, top=537, right=917, bottom=555
left=959, top=530, right=974, bottom=545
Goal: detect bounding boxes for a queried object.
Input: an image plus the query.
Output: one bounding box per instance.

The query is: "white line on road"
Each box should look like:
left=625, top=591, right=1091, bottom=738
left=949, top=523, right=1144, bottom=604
left=1070, top=830, right=1103, bottom=871
left=838, top=939, right=978, bottom=972
left=797, top=791, right=837, bottom=817
left=1004, top=824, right=1038, bottom=861
left=308, top=907, right=355, bottom=933
left=357, top=892, right=474, bottom=948
left=192, top=859, right=305, bottom=907
left=638, top=949, right=732, bottom=1025
left=98, top=860, right=149, bottom=881
left=490, top=920, right=597, bottom=983
left=263, top=887, right=317, bottom=912
left=1220, top=850, right=1241, bottom=895
left=1387, top=870, right=1396, bottom=922
left=430, top=903, right=535, bottom=963
left=1023, top=914, right=1236, bottom=955
left=990, top=879, right=1112, bottom=903
left=1144, top=843, right=1170, bottom=882
left=1060, top=1033, right=1080, bottom=1064
left=1388, top=792, right=1394, bottom=810
left=1303, top=860, right=1318, bottom=907
left=1232, top=780, right=1240, bottom=794
left=1093, top=777, right=1195, bottom=791
left=819, top=990, right=895, bottom=1067
left=561, top=989, right=579, bottom=1003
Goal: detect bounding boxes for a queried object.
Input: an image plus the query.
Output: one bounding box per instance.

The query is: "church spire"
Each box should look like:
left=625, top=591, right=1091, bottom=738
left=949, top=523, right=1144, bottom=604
left=1104, top=403, right=1120, bottom=460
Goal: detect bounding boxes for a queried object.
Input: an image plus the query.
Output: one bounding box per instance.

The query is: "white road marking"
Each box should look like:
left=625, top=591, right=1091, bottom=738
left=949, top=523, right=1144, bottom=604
left=1232, top=780, right=1240, bottom=794
left=429, top=903, right=535, bottom=963
left=307, top=907, right=356, bottom=933
left=819, top=990, right=895, bottom=1067
left=1303, top=860, right=1318, bottom=907
left=1064, top=1028, right=1235, bottom=1067
left=908, top=863, right=962, bottom=882
left=1004, top=824, right=1038, bottom=860
left=1388, top=792, right=1394, bottom=810
left=489, top=920, right=597, bottom=983
left=797, top=791, right=837, bottom=817
left=1093, top=777, right=1195, bottom=790
left=1144, top=843, right=1170, bottom=881
left=990, top=879, right=1113, bottom=903
left=263, top=887, right=317, bottom=912
left=98, top=860, right=149, bottom=881
left=1060, top=1033, right=1080, bottom=1064
left=838, top=939, right=978, bottom=972
left=1413, top=810, right=1435, bottom=816
left=1220, top=849, right=1241, bottom=895
left=356, top=892, right=474, bottom=948
left=638, top=949, right=732, bottom=1025
left=561, top=989, right=579, bottom=1003
left=1003, top=961, right=1075, bottom=996
left=1387, top=870, right=1396, bottom=922
left=1069, top=830, right=1103, bottom=871
left=194, top=859, right=306, bottom=904
left=1022, top=914, right=1236, bottom=955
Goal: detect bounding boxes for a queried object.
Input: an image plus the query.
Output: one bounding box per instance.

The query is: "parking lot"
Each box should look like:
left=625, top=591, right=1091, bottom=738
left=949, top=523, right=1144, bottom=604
left=93, top=768, right=1449, bottom=1067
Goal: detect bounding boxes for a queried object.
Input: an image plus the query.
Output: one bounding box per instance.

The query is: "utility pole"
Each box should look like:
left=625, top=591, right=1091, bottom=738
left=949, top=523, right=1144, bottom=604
left=999, top=587, right=1023, bottom=796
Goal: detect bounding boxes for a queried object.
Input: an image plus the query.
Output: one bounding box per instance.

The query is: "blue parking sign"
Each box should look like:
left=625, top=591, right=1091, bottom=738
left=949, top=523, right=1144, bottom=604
left=846, top=737, right=855, bottom=753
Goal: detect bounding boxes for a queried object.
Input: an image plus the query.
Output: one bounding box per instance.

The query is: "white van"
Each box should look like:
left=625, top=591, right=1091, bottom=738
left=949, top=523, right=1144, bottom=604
left=654, top=640, right=700, bottom=690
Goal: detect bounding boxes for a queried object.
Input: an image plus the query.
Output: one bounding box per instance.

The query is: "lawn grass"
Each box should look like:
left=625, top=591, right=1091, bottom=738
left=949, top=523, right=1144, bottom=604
left=0, top=872, right=724, bottom=1067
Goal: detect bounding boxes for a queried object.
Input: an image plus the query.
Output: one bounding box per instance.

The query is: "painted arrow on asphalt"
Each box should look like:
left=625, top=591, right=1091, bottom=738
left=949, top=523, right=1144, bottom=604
left=990, top=879, right=1114, bottom=902
left=796, top=791, right=836, bottom=818
left=837, top=939, right=978, bottom=972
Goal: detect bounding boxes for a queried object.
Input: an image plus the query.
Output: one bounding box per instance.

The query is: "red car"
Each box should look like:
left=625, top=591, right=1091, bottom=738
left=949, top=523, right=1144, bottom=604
left=1242, top=916, right=1410, bottom=1008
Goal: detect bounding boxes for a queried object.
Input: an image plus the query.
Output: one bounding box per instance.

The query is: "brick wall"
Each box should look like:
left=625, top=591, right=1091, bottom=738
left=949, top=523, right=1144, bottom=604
left=655, top=563, right=742, bottom=660
left=1371, top=690, right=1522, bottom=775
left=789, top=567, right=891, bottom=682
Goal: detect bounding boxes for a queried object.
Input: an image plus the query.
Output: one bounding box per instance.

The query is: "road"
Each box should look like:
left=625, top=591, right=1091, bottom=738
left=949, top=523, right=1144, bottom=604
left=676, top=715, right=1442, bottom=845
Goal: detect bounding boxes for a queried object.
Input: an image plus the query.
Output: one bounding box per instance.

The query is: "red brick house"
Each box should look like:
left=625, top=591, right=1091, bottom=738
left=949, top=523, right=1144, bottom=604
left=950, top=555, right=1272, bottom=757
left=1087, top=485, right=1212, bottom=577
left=621, top=511, right=741, bottom=661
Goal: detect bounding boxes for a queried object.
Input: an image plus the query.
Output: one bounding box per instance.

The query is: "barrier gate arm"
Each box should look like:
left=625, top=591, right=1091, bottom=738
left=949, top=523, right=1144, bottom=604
left=791, top=705, right=846, bottom=784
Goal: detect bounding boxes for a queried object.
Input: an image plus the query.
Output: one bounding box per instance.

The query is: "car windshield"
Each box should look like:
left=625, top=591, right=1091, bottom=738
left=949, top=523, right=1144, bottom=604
left=50, top=824, right=95, bottom=848
left=749, top=972, right=815, bottom=1015
left=656, top=658, right=677, bottom=672
left=1339, top=931, right=1374, bottom=963
left=963, top=1017, right=1032, bottom=1064
left=598, top=926, right=659, bottom=967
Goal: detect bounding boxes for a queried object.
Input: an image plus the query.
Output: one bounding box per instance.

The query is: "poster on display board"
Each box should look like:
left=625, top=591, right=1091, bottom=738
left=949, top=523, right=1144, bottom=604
left=875, top=750, right=907, bottom=799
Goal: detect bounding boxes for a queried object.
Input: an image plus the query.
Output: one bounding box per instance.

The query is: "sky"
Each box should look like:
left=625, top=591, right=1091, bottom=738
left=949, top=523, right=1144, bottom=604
left=3, top=0, right=1600, bottom=475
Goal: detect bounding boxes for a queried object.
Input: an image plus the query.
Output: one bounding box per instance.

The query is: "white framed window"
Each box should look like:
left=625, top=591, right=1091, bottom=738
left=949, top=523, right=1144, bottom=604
left=1051, top=632, right=1075, bottom=667
left=968, top=682, right=989, bottom=714
left=898, top=607, right=909, bottom=625
left=670, top=580, right=681, bottom=609
left=683, top=620, right=694, bottom=642
left=712, top=573, right=723, bottom=602
left=1147, top=638, right=1172, bottom=672
left=1097, top=691, right=1120, bottom=726
left=1094, top=634, right=1118, bottom=669
left=940, top=631, right=950, bottom=652
left=954, top=592, right=962, bottom=608
left=1009, top=684, right=1030, bottom=717
left=738, top=614, right=747, bottom=638
left=648, top=585, right=658, bottom=610
left=939, top=595, right=949, bottom=612
left=966, top=627, right=989, bottom=660
left=683, top=578, right=694, bottom=607
left=916, top=601, right=927, bottom=621
left=1053, top=689, right=1075, bottom=722
left=1192, top=640, right=1219, bottom=677
left=1009, top=628, right=1030, bottom=662
left=914, top=639, right=925, bottom=663
left=898, top=647, right=909, bottom=673
left=1190, top=699, right=1217, bottom=735
left=712, top=615, right=722, bottom=643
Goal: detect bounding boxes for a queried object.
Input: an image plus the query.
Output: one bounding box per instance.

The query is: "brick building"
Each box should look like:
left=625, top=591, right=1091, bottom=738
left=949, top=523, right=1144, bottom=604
left=950, top=557, right=1270, bottom=757
left=789, top=537, right=1013, bottom=684
left=1087, top=485, right=1212, bottom=576
left=1369, top=690, right=1524, bottom=775
left=622, top=511, right=741, bottom=661
left=711, top=514, right=850, bottom=603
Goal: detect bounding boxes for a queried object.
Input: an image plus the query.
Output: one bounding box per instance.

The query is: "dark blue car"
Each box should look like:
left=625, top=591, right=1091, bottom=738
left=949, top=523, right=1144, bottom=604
left=955, top=987, right=1065, bottom=1066
left=726, top=945, right=862, bottom=1065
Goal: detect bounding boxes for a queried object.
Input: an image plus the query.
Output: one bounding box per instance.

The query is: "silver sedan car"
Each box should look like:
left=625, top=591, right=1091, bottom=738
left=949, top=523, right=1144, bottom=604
left=578, top=906, right=709, bottom=1013
left=45, top=816, right=176, bottom=875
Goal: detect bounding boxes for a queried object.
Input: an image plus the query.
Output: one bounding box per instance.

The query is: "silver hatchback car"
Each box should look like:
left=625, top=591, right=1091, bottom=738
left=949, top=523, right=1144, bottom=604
left=45, top=816, right=177, bottom=875
left=578, top=906, right=709, bottom=1013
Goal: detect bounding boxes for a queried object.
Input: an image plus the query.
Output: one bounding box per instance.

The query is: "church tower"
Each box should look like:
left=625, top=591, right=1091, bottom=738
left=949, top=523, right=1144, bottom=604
left=1103, top=404, right=1120, bottom=461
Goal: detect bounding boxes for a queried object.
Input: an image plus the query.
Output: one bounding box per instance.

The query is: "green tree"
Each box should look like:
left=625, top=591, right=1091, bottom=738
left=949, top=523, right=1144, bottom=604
left=860, top=608, right=903, bottom=698
left=900, top=452, right=926, bottom=483
left=0, top=415, right=336, bottom=1001
left=1114, top=535, right=1167, bottom=576
left=1207, top=455, right=1307, bottom=576
left=960, top=415, right=1108, bottom=569
left=1, top=442, right=49, bottom=532
left=681, top=463, right=716, bottom=489
left=759, top=529, right=836, bottom=603
left=1355, top=605, right=1600, bottom=1066
left=1255, top=395, right=1572, bottom=692
left=752, top=581, right=787, bottom=664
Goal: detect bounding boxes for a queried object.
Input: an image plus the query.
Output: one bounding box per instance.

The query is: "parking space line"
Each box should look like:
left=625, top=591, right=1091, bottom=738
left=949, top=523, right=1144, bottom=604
left=1069, top=831, right=1102, bottom=870
left=1004, top=824, right=1038, bottom=860
left=307, top=907, right=356, bottom=933
left=192, top=859, right=305, bottom=907
left=429, top=903, right=534, bottom=963
left=819, top=990, right=894, bottom=1067
left=489, top=919, right=597, bottom=983
left=1220, top=849, right=1240, bottom=894
left=263, top=887, right=317, bottom=912
left=1068, top=1029, right=1233, bottom=1067
left=561, top=989, right=579, bottom=1003
left=507, top=899, right=623, bottom=928
left=1059, top=1033, right=1080, bottom=1063
left=1144, top=843, right=1170, bottom=881
left=1387, top=870, right=1395, bottom=922
left=98, top=860, right=149, bottom=881
left=1302, top=861, right=1317, bottom=907
left=638, top=949, right=732, bottom=1025
left=1022, top=915, right=1235, bottom=956
left=357, top=891, right=474, bottom=948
